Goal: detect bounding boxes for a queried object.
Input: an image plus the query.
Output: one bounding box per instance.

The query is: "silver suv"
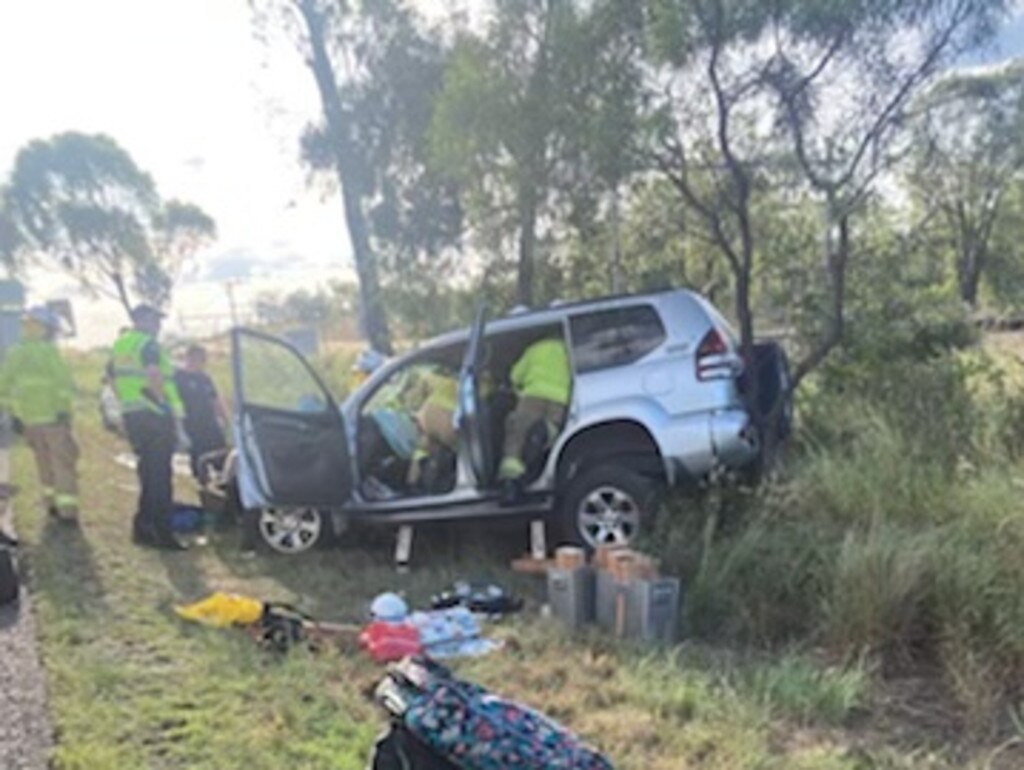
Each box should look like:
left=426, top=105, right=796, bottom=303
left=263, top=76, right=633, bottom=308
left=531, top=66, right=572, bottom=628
left=230, top=289, right=790, bottom=555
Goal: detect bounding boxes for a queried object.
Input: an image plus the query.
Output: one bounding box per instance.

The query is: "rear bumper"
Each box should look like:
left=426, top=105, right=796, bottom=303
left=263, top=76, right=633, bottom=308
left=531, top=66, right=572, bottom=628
left=659, top=408, right=758, bottom=484
left=710, top=408, right=759, bottom=468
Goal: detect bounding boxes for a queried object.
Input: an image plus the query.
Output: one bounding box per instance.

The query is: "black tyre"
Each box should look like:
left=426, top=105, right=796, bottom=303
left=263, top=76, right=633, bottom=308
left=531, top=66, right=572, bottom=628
left=243, top=506, right=335, bottom=555
left=556, top=462, right=661, bottom=550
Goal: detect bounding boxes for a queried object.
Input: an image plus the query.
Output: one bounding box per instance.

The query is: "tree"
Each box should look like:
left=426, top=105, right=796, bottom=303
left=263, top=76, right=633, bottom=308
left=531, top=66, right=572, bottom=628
left=910, top=57, right=1024, bottom=306
left=557, top=1, right=647, bottom=294
left=644, top=0, right=1008, bottom=404
left=984, top=179, right=1024, bottom=308
left=558, top=177, right=728, bottom=301
left=430, top=0, right=585, bottom=307
left=252, top=0, right=420, bottom=355
left=134, top=201, right=217, bottom=308
left=2, top=132, right=214, bottom=316
left=295, top=0, right=462, bottom=332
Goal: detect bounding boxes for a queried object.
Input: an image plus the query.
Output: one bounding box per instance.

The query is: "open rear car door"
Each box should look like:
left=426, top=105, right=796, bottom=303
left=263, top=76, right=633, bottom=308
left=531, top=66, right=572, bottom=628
left=231, top=328, right=351, bottom=509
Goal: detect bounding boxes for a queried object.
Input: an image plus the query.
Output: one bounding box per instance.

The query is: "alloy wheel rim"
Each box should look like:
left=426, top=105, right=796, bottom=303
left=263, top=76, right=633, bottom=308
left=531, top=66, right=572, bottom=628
left=577, top=485, right=641, bottom=548
left=259, top=507, right=322, bottom=554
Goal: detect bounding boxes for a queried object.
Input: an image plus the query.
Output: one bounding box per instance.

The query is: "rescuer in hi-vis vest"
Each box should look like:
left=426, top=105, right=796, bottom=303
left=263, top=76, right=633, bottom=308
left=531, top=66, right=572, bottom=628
left=0, top=306, right=79, bottom=529
left=111, top=304, right=189, bottom=550
left=406, top=367, right=459, bottom=491
left=498, top=336, right=571, bottom=506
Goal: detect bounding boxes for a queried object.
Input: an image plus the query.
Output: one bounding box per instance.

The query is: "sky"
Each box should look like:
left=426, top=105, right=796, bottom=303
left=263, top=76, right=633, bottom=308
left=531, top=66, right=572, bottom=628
left=0, top=0, right=455, bottom=346
left=0, top=0, right=1021, bottom=348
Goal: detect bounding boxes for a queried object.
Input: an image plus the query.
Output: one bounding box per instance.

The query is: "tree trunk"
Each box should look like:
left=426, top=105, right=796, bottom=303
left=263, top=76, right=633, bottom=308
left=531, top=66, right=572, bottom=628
left=734, top=269, right=755, bottom=362
left=609, top=185, right=622, bottom=294
left=297, top=0, right=392, bottom=355
left=957, top=235, right=983, bottom=308
left=112, top=272, right=133, bottom=320
left=959, top=253, right=982, bottom=307
left=516, top=182, right=537, bottom=307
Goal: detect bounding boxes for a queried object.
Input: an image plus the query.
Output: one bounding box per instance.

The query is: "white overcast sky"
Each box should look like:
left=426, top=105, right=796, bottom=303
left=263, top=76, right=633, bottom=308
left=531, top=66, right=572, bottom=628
left=0, top=0, right=1021, bottom=347
left=0, top=0, right=456, bottom=346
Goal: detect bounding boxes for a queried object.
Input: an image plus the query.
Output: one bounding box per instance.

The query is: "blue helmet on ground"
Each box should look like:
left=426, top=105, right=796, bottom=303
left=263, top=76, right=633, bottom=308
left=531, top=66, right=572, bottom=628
left=369, top=592, right=409, bottom=622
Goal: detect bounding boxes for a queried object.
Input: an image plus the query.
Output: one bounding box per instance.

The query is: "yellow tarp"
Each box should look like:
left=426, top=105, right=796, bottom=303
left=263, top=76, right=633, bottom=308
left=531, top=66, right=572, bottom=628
left=175, top=592, right=264, bottom=628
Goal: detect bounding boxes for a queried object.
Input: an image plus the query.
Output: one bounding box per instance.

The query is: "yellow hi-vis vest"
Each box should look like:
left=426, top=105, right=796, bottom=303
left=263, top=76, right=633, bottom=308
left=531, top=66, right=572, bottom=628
left=511, top=338, right=571, bottom=405
left=424, top=371, right=458, bottom=412
left=110, top=329, right=183, bottom=416
left=0, top=339, right=74, bottom=426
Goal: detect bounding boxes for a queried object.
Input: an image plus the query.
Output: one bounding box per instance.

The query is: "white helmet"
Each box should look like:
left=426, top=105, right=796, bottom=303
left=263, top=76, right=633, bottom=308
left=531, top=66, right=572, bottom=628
left=369, top=592, right=409, bottom=622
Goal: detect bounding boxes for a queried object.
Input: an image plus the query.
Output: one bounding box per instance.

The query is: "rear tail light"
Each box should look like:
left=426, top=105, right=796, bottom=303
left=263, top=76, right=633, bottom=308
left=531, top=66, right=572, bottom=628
left=696, top=328, right=735, bottom=381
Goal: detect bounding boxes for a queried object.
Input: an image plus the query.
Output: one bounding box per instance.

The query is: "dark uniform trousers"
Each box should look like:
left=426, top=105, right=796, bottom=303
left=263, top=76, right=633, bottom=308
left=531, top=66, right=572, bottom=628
left=123, top=410, right=176, bottom=541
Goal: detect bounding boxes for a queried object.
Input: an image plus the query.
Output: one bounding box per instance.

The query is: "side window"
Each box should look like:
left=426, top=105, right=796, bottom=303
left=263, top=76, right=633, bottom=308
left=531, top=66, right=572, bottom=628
left=569, top=305, right=667, bottom=373
left=237, top=333, right=329, bottom=413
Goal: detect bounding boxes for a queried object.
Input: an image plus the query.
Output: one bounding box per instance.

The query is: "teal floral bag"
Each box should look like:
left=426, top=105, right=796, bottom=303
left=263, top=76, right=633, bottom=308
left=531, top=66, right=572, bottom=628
left=377, top=657, right=614, bottom=770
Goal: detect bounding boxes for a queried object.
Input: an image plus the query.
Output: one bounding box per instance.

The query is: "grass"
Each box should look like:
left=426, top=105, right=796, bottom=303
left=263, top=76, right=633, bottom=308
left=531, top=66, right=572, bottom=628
left=14, top=348, right=1024, bottom=768
left=4, top=410, right=893, bottom=767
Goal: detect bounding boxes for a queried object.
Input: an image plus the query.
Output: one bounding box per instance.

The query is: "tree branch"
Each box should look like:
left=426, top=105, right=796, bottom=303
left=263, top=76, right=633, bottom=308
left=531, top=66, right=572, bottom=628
left=837, top=0, right=971, bottom=191
left=790, top=208, right=849, bottom=389
left=649, top=137, right=744, bottom=277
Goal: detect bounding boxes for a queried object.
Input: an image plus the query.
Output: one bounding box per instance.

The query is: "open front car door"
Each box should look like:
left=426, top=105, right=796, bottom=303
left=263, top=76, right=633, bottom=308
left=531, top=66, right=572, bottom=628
left=231, top=328, right=351, bottom=510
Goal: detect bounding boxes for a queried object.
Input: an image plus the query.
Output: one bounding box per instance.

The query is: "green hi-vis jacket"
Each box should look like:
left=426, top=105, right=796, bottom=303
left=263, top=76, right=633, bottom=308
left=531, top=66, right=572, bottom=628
left=511, top=338, right=571, bottom=406
left=0, top=339, right=74, bottom=426
left=111, top=329, right=183, bottom=417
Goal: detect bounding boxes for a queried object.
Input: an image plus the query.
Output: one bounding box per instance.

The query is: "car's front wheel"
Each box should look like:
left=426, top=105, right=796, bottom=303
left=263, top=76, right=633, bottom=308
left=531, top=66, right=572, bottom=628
left=246, top=506, right=332, bottom=555
left=556, top=463, right=661, bottom=551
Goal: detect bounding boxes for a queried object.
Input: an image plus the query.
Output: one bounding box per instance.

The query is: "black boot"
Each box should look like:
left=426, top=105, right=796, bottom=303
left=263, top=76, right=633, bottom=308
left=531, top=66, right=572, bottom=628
left=0, top=530, right=18, bottom=548
left=499, top=478, right=524, bottom=507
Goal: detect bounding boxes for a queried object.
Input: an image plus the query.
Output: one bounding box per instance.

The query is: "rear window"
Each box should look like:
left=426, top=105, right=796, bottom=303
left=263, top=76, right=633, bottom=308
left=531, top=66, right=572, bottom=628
left=569, top=305, right=667, bottom=373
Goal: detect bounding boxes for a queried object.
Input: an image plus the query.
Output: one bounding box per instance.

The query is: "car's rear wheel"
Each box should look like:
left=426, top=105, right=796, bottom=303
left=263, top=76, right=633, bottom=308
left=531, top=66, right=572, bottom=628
left=556, top=463, right=661, bottom=551
left=246, top=506, right=332, bottom=555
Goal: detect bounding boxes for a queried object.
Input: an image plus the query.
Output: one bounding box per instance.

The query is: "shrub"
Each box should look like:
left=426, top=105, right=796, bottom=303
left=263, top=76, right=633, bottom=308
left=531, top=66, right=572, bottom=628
left=683, top=510, right=832, bottom=644
left=651, top=345, right=1024, bottom=724
left=821, top=526, right=933, bottom=658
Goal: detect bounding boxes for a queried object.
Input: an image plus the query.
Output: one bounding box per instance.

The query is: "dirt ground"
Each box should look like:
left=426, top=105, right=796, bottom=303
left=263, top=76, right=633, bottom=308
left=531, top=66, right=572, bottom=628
left=0, top=448, right=54, bottom=770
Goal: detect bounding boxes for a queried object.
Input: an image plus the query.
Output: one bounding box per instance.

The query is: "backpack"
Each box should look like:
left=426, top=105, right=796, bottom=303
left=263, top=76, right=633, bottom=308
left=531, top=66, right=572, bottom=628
left=370, top=726, right=460, bottom=770
left=257, top=602, right=315, bottom=654
left=373, top=657, right=615, bottom=770
left=0, top=547, right=19, bottom=606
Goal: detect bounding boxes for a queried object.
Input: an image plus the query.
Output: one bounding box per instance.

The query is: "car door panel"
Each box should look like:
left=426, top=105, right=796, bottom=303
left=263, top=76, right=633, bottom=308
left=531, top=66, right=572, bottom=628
left=232, top=328, right=351, bottom=509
